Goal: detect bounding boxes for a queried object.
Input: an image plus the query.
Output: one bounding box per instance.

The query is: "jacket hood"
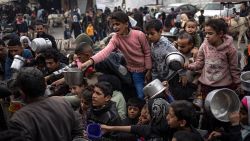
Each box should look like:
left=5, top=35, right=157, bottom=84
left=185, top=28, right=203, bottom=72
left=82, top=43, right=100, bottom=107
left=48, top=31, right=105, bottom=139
left=205, top=34, right=233, bottom=51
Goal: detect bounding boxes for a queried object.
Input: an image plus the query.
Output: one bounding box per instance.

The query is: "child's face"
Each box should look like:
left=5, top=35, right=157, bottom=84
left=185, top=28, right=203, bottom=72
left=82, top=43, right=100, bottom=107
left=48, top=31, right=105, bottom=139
left=70, top=85, right=85, bottom=96
left=177, top=38, right=193, bottom=54
left=205, top=26, right=223, bottom=46
left=128, top=106, right=140, bottom=119
left=166, top=107, right=181, bottom=128
left=138, top=107, right=151, bottom=125
left=185, top=22, right=197, bottom=34
left=111, top=19, right=128, bottom=35
left=92, top=86, right=110, bottom=108
left=146, top=28, right=162, bottom=43
left=81, top=98, right=90, bottom=111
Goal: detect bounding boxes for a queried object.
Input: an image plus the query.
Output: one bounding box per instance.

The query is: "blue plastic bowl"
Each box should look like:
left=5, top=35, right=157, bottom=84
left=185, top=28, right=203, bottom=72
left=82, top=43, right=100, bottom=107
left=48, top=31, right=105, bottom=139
left=87, top=123, right=102, bottom=140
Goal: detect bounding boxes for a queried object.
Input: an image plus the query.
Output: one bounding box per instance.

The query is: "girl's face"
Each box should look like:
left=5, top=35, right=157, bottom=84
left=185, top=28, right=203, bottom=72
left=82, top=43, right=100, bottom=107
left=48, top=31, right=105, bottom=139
left=70, top=85, right=85, bottom=96
left=81, top=98, right=90, bottom=111
left=185, top=22, right=197, bottom=34
left=22, top=39, right=29, bottom=48
left=166, top=107, right=181, bottom=128
left=138, top=107, right=151, bottom=125
left=110, top=19, right=128, bottom=35
left=204, top=26, right=223, bottom=47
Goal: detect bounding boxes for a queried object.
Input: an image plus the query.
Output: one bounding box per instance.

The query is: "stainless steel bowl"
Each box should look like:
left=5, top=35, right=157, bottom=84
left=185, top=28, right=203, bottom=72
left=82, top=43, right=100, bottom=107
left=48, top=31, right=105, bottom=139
left=143, top=79, right=166, bottom=98
left=165, top=52, right=185, bottom=71
left=204, top=88, right=240, bottom=122
left=10, top=55, right=25, bottom=71
left=241, top=71, right=250, bottom=92
left=63, top=68, right=83, bottom=86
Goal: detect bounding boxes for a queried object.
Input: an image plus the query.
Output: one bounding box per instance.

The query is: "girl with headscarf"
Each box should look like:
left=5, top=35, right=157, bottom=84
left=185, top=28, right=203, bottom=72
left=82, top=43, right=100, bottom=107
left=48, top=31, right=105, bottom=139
left=71, top=15, right=82, bottom=38
left=20, top=36, right=34, bottom=56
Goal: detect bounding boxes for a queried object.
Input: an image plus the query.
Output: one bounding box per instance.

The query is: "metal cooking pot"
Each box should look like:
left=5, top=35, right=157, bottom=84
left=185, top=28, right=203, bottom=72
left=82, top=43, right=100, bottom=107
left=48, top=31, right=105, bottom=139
left=165, top=52, right=185, bottom=71
left=204, top=88, right=240, bottom=122
left=143, top=79, right=166, bottom=99
left=240, top=71, right=250, bottom=92
left=10, top=55, right=25, bottom=71
left=63, top=68, right=83, bottom=86
left=31, top=38, right=52, bottom=52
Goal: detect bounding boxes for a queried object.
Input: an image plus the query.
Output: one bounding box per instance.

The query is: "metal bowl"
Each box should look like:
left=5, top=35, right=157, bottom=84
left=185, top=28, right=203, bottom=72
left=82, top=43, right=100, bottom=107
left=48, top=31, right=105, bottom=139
left=31, top=38, right=52, bottom=52
left=241, top=71, right=250, bottom=92
left=204, top=88, right=240, bottom=122
left=63, top=68, right=83, bottom=86
left=10, top=55, right=25, bottom=71
left=165, top=52, right=185, bottom=71
left=143, top=79, right=166, bottom=98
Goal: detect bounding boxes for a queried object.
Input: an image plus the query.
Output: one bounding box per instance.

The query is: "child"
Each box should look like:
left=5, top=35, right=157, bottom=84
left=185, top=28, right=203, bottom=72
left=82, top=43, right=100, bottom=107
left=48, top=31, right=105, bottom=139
left=167, top=100, right=203, bottom=140
left=185, top=19, right=241, bottom=99
left=208, top=96, right=250, bottom=141
left=177, top=31, right=199, bottom=84
left=145, top=19, right=192, bottom=100
left=124, top=97, right=145, bottom=125
left=64, top=24, right=72, bottom=39
left=137, top=104, right=151, bottom=125
left=81, top=11, right=152, bottom=100
left=145, top=19, right=178, bottom=81
left=184, top=19, right=202, bottom=48
left=86, top=22, right=95, bottom=43
left=79, top=86, right=93, bottom=139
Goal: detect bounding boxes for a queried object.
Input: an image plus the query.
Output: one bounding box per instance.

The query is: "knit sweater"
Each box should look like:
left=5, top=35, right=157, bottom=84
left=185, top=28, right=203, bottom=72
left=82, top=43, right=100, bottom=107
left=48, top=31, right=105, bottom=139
left=91, top=29, right=152, bottom=72
left=187, top=35, right=240, bottom=87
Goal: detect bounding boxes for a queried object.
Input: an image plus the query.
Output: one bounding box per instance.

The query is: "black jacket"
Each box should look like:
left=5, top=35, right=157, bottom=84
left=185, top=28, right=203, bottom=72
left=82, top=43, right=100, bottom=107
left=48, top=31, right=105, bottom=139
left=87, top=101, right=121, bottom=125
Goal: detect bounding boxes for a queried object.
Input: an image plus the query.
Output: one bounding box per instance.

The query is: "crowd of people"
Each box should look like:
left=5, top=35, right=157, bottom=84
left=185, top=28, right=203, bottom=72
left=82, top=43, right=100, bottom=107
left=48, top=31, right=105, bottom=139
left=0, top=1, right=250, bottom=141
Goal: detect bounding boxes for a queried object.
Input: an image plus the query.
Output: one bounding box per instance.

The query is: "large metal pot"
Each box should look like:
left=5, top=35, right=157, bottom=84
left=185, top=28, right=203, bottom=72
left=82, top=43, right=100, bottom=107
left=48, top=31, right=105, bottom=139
left=165, top=52, right=185, bottom=71
left=143, top=79, right=166, bottom=98
left=10, top=55, right=25, bottom=71
left=241, top=71, right=250, bottom=92
left=31, top=38, right=52, bottom=52
left=204, top=88, right=240, bottom=122
left=63, top=68, right=83, bottom=86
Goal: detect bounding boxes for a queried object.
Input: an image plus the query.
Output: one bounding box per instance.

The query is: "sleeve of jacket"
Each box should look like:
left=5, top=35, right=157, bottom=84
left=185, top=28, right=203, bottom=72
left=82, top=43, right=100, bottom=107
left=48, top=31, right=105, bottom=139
left=220, top=125, right=242, bottom=141
left=130, top=124, right=152, bottom=137
left=188, top=44, right=205, bottom=71
left=72, top=111, right=84, bottom=140
left=4, top=57, right=12, bottom=80
left=138, top=31, right=152, bottom=70
left=227, top=46, right=241, bottom=85
left=91, top=36, right=117, bottom=64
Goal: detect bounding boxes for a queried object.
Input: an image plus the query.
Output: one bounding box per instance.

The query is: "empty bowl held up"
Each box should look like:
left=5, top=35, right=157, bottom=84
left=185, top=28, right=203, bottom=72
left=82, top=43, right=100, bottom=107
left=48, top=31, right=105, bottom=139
left=87, top=123, right=102, bottom=140
left=143, top=79, right=166, bottom=99
left=204, top=88, right=240, bottom=122
left=165, top=52, right=185, bottom=71
left=240, top=71, right=250, bottom=92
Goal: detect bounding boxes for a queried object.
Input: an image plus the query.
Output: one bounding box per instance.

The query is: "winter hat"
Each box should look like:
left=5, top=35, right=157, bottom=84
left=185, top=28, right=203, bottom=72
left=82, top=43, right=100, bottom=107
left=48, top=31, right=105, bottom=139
left=74, top=33, right=93, bottom=46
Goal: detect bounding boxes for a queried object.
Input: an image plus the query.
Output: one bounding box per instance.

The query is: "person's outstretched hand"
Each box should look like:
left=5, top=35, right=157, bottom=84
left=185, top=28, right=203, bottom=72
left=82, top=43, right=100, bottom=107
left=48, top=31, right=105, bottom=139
left=101, top=124, right=112, bottom=134
left=80, top=59, right=94, bottom=71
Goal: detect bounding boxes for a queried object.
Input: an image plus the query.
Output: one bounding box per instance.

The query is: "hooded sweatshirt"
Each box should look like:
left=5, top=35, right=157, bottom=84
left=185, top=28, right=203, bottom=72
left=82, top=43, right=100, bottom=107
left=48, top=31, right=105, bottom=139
left=187, top=35, right=240, bottom=87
